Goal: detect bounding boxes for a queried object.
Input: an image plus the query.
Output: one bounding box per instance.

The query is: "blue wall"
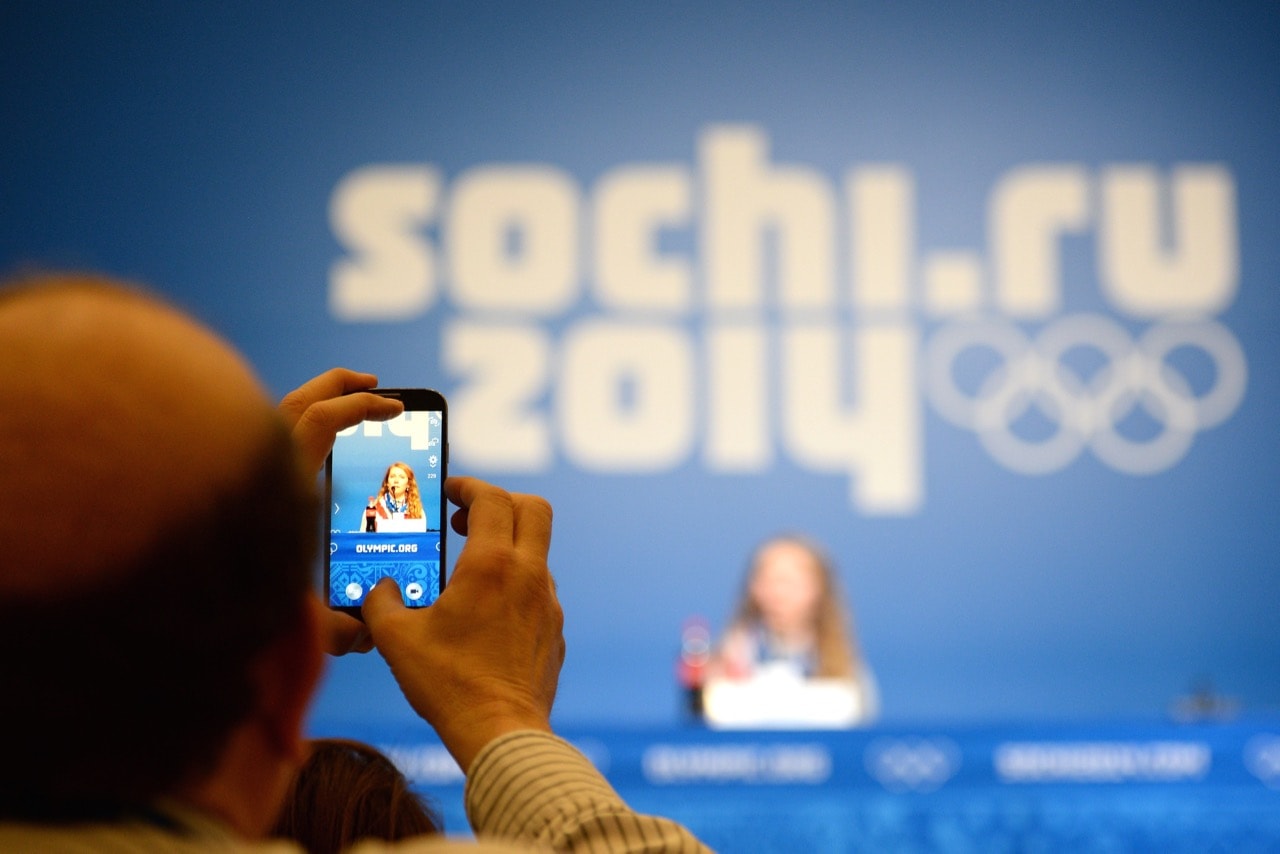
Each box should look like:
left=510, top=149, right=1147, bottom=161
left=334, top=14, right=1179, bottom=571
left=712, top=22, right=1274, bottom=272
left=3, top=1, right=1278, bottom=728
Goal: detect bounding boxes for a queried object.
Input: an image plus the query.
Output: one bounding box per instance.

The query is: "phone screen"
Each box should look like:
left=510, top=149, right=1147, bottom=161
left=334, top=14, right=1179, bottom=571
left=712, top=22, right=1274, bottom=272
left=324, top=389, right=447, bottom=613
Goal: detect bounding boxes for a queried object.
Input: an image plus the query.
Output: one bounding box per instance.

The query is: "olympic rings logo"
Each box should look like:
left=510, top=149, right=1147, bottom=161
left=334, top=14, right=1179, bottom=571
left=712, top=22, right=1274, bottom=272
left=924, top=314, right=1247, bottom=475
left=1245, top=735, right=1280, bottom=789
left=864, top=737, right=961, bottom=792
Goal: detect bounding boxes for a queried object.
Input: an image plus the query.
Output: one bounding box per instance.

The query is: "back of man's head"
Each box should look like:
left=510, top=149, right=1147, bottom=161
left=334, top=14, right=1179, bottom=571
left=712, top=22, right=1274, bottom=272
left=0, top=274, right=318, bottom=817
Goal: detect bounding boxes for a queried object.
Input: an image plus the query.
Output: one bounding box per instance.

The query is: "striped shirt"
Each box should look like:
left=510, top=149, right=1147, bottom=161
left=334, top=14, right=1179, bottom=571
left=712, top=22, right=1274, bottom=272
left=0, top=730, right=713, bottom=853
left=464, top=730, right=713, bottom=851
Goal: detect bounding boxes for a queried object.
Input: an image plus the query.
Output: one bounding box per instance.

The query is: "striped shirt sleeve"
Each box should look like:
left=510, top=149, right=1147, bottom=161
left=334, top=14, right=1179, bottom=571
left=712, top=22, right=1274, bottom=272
left=464, top=731, right=714, bottom=853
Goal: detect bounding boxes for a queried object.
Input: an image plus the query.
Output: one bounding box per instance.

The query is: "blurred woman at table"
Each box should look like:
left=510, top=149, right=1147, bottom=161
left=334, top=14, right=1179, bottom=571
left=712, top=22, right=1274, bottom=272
left=705, top=534, right=878, bottom=727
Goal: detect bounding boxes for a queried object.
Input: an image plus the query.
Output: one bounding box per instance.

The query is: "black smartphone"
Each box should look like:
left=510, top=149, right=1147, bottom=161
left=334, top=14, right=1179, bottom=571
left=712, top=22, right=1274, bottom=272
left=324, top=388, right=448, bottom=617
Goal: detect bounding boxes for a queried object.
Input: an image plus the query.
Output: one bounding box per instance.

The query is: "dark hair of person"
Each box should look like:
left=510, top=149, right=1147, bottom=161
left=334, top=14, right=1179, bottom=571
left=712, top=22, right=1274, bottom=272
left=272, top=738, right=440, bottom=852
left=0, top=419, right=318, bottom=820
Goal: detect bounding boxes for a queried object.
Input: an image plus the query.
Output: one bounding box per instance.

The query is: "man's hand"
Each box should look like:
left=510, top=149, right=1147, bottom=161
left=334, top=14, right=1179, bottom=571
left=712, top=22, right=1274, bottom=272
left=363, top=476, right=564, bottom=772
left=277, top=368, right=403, bottom=472
left=277, top=368, right=404, bottom=655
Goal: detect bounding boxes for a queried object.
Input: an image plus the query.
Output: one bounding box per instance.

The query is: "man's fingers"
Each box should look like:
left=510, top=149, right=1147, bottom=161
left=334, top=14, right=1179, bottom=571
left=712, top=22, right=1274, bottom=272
left=327, top=613, right=374, bottom=655
left=361, top=576, right=408, bottom=629
left=443, top=476, right=482, bottom=512
left=277, top=368, right=380, bottom=428
left=444, top=477, right=513, bottom=544
left=311, top=595, right=373, bottom=656
left=444, top=477, right=552, bottom=557
left=291, top=392, right=404, bottom=473
left=450, top=506, right=471, bottom=538
left=511, top=493, right=553, bottom=558
left=359, top=479, right=563, bottom=772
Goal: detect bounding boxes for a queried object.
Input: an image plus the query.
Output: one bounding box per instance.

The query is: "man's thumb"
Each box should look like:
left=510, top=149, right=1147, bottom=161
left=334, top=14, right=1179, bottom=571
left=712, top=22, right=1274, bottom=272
left=361, top=577, right=406, bottom=627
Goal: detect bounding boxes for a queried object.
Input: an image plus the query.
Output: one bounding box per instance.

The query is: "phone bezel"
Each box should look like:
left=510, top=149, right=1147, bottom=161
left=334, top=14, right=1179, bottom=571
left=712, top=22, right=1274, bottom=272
left=323, top=387, right=448, bottom=618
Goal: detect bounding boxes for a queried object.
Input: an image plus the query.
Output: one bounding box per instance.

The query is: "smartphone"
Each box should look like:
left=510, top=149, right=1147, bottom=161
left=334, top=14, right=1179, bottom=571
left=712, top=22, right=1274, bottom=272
left=324, top=388, right=447, bottom=616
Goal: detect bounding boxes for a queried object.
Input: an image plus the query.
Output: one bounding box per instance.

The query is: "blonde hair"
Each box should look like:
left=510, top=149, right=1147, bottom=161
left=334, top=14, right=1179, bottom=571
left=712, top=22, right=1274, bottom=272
left=728, top=534, right=863, bottom=679
left=377, top=462, right=423, bottom=519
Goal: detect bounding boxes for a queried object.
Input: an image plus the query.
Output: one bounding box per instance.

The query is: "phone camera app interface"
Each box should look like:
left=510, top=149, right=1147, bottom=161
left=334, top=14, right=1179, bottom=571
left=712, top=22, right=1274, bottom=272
left=329, top=410, right=443, bottom=608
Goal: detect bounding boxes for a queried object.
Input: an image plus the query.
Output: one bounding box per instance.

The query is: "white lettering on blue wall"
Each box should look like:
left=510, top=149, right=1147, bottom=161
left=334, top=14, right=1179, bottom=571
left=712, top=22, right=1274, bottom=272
left=328, top=125, right=1243, bottom=515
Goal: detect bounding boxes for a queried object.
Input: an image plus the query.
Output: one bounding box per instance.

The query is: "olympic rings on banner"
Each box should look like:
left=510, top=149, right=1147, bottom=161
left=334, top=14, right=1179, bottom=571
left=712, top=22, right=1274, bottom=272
left=924, top=314, right=1247, bottom=475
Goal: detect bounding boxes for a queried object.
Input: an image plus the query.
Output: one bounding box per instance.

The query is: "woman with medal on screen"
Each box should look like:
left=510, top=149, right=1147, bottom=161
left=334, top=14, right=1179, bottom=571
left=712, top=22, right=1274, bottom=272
left=364, top=461, right=425, bottom=533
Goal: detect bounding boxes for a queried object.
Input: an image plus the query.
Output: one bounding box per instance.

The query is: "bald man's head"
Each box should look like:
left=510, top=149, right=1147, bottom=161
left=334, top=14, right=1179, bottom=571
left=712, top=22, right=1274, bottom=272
left=0, top=273, right=321, bottom=810
left=0, top=274, right=278, bottom=596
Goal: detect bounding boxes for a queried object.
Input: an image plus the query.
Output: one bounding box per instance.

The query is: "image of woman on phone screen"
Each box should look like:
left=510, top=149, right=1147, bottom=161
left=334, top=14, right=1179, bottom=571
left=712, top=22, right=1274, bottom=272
left=363, top=461, right=424, bottom=532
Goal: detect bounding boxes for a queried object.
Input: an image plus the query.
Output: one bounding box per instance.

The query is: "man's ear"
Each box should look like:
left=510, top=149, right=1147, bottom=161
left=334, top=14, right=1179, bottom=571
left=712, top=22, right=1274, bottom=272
left=251, top=597, right=326, bottom=763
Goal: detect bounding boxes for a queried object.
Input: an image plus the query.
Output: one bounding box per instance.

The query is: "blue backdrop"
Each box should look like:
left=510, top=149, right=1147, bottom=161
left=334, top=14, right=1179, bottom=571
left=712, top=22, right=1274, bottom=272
left=3, top=2, right=1278, bottom=734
